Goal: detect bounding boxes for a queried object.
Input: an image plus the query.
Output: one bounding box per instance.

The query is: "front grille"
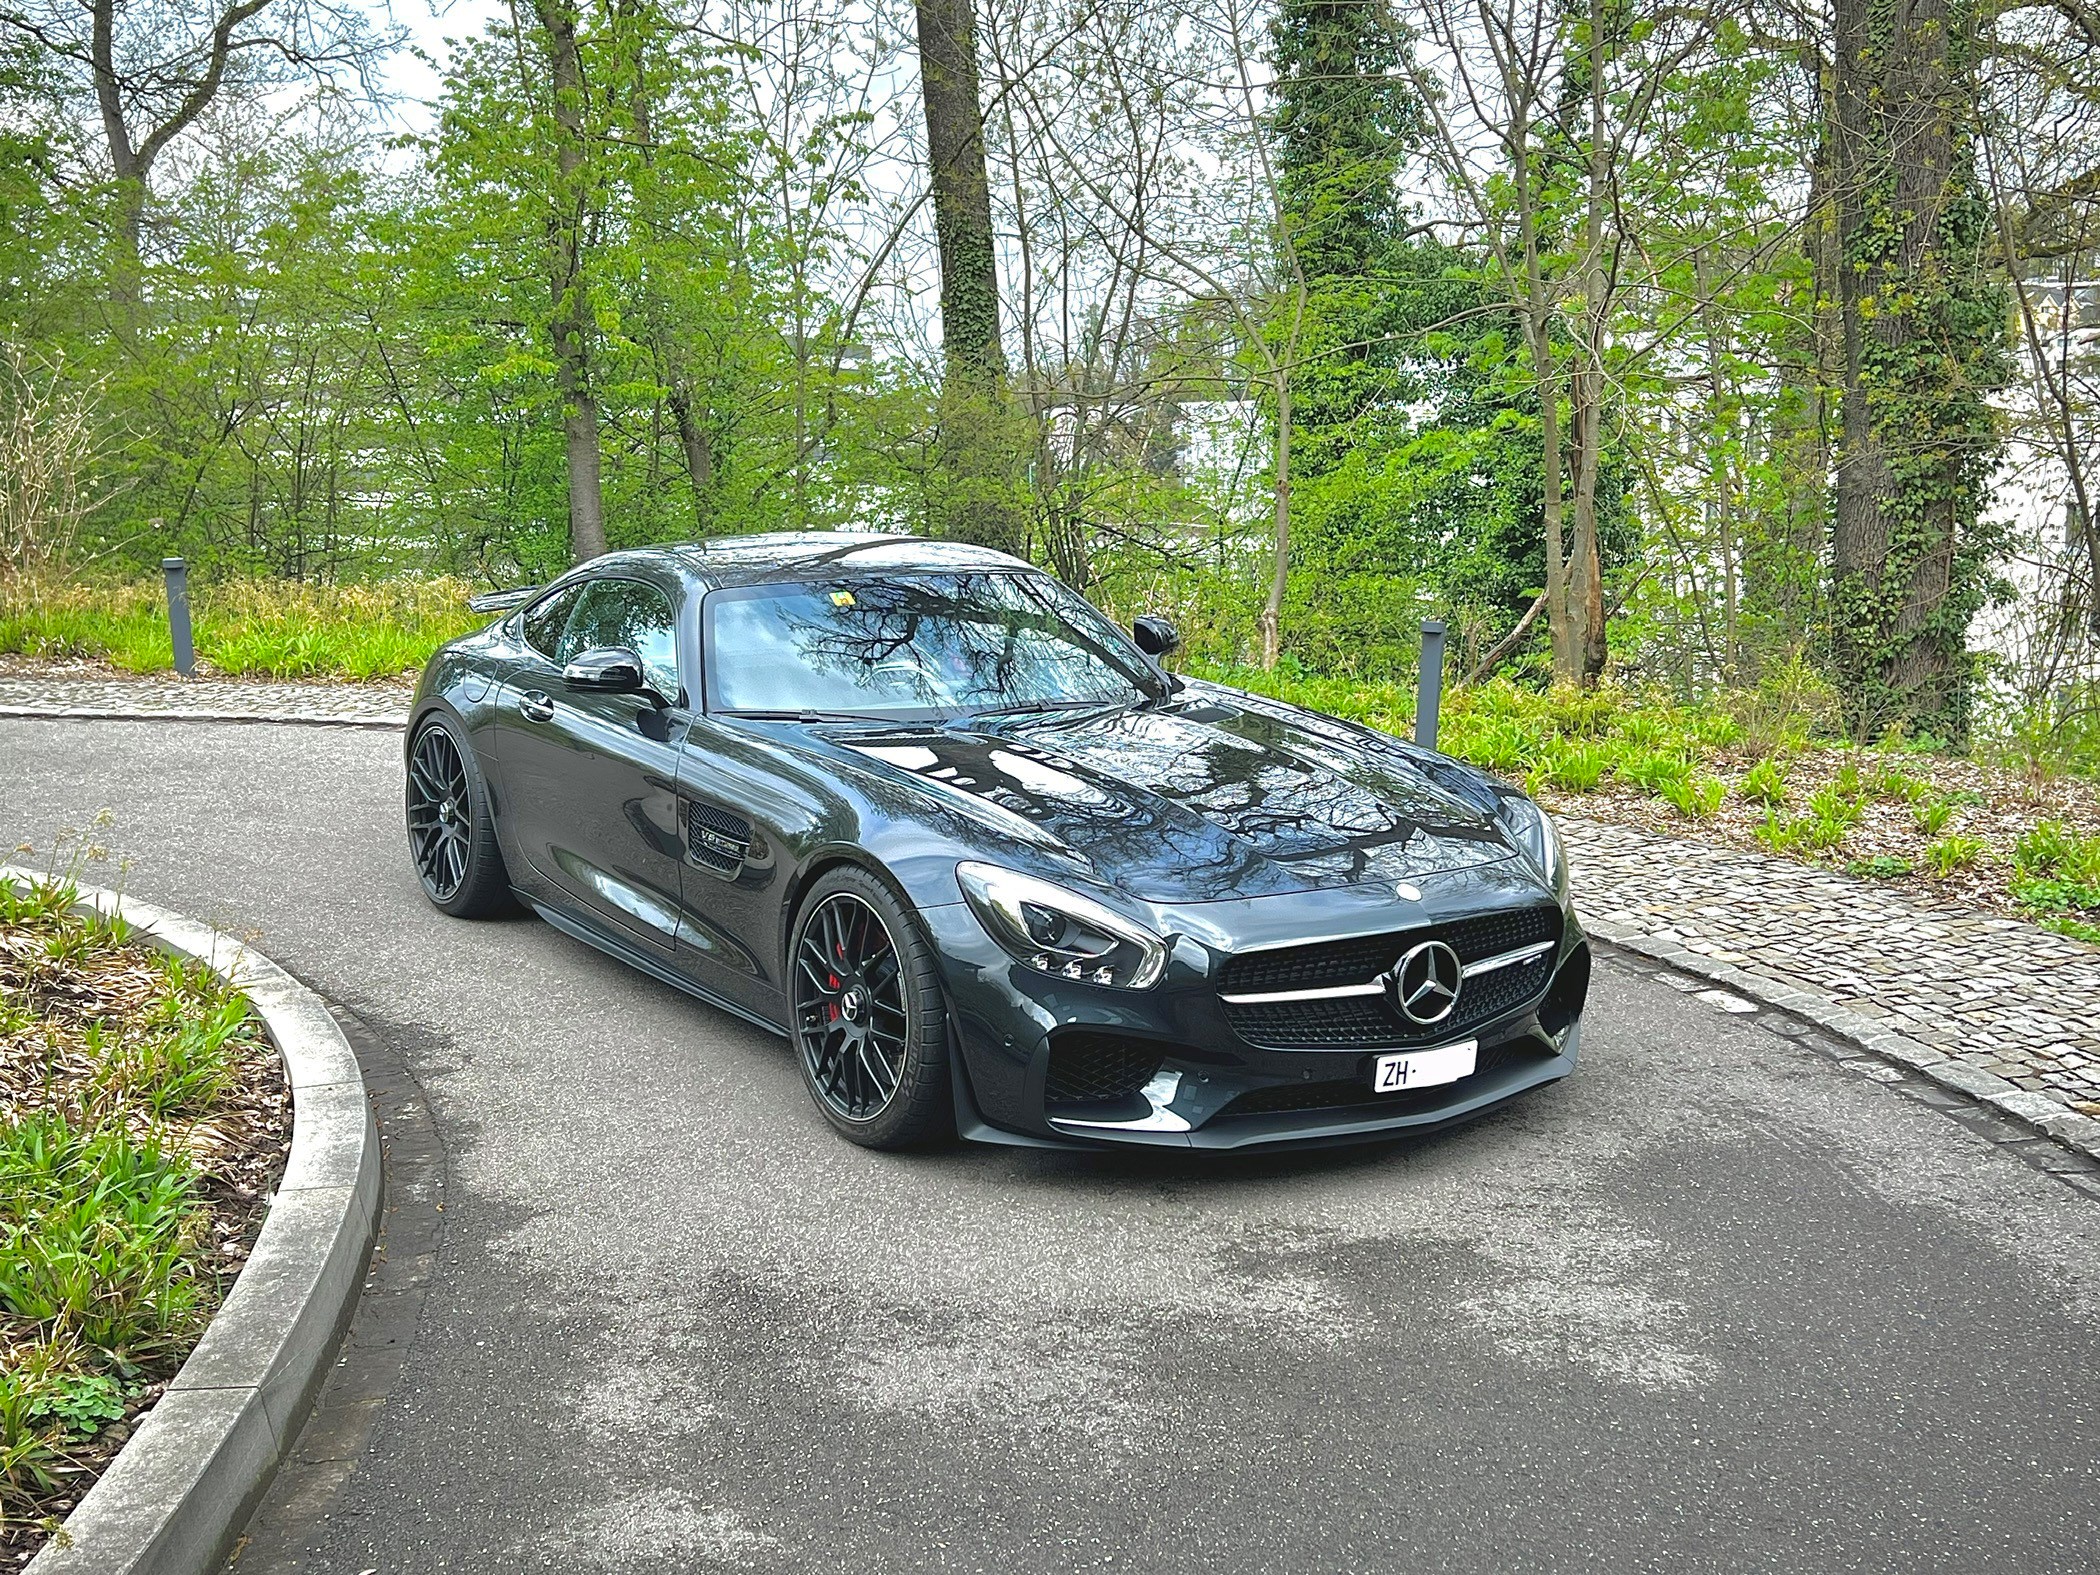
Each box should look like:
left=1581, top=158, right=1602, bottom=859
left=686, top=800, right=751, bottom=874
left=1218, top=905, right=1561, bottom=996
left=1220, top=1038, right=1536, bottom=1120
left=1224, top=943, right=1556, bottom=1049
left=1045, top=1033, right=1163, bottom=1105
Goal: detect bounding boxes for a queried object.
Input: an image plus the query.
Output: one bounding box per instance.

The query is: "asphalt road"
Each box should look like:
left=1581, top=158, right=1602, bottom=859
left=6, top=717, right=2100, bottom=1574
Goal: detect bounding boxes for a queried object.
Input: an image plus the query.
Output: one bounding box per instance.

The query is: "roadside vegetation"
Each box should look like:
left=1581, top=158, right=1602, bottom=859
left=0, top=576, right=482, bottom=682
left=0, top=852, right=288, bottom=1561
left=1216, top=662, right=2100, bottom=946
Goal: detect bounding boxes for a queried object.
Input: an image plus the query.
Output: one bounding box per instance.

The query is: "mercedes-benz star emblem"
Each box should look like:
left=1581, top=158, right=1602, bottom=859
left=1391, top=940, right=1462, bottom=1026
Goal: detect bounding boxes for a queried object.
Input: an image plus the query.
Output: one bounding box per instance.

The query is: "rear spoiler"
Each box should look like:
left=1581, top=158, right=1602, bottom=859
left=468, top=586, right=541, bottom=614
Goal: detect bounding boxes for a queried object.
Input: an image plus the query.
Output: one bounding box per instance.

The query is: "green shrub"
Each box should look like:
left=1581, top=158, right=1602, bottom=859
left=1870, top=763, right=1928, bottom=803
left=1912, top=796, right=1956, bottom=836
left=1739, top=758, right=1787, bottom=806
left=1924, top=834, right=1986, bottom=878
left=1659, top=773, right=1725, bottom=818
left=1546, top=742, right=1611, bottom=791
left=2014, top=821, right=2075, bottom=874
left=0, top=1117, right=209, bottom=1354
left=1754, top=811, right=1815, bottom=857
left=1806, top=782, right=1862, bottom=831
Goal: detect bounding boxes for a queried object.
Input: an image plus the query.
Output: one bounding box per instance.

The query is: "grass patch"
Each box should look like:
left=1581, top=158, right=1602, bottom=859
left=0, top=868, right=285, bottom=1554
left=0, top=575, right=485, bottom=680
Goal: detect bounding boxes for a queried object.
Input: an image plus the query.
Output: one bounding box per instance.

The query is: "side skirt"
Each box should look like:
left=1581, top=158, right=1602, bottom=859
left=524, top=894, right=788, bottom=1039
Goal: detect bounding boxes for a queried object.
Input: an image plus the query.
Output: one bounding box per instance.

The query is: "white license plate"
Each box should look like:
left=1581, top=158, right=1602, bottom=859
left=1371, top=1040, right=1478, bottom=1093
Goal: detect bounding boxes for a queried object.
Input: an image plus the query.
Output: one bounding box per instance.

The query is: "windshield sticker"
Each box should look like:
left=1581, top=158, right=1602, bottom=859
left=831, top=589, right=856, bottom=608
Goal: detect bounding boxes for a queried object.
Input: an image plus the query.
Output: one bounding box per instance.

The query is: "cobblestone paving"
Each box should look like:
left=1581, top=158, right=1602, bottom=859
left=6, top=671, right=2095, bottom=1117
left=1565, top=816, right=2100, bottom=1115
left=0, top=674, right=411, bottom=725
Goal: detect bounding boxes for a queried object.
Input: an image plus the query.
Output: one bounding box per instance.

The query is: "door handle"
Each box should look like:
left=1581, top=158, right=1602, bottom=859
left=518, top=690, right=554, bottom=722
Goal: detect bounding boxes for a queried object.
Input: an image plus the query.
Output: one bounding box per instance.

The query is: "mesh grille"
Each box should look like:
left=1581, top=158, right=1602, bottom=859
left=1224, top=949, right=1553, bottom=1049
left=1218, top=905, right=1562, bottom=996
left=1045, top=1034, right=1165, bottom=1105
left=686, top=800, right=751, bottom=874
left=1221, top=1039, right=1535, bottom=1120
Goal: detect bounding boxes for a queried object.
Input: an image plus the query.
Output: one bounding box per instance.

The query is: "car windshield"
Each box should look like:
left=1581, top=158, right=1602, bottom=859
left=706, top=571, right=1159, bottom=718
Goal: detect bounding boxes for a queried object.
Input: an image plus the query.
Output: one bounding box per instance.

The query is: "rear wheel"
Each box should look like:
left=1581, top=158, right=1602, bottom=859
left=790, top=867, right=952, bottom=1149
left=406, top=717, right=513, bottom=917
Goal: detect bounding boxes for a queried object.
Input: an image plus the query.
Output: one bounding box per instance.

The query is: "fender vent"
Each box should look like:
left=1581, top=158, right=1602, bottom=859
left=686, top=800, right=752, bottom=875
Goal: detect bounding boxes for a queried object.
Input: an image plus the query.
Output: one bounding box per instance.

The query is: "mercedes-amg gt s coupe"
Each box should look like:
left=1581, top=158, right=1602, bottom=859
left=405, top=533, right=1589, bottom=1151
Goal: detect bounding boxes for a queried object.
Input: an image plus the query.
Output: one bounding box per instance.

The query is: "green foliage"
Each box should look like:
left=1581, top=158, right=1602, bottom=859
left=0, top=876, right=260, bottom=1525
left=1755, top=810, right=1817, bottom=856
left=1847, top=854, right=1914, bottom=879
left=1658, top=773, right=1725, bottom=818
left=0, top=1117, right=207, bottom=1354
left=0, top=576, right=483, bottom=678
left=1539, top=741, right=1610, bottom=792
left=1870, top=762, right=1929, bottom=803
left=1739, top=758, right=1787, bottom=806
left=1912, top=796, right=1956, bottom=837
left=1825, top=0, right=2010, bottom=744
left=1923, top=833, right=1987, bottom=878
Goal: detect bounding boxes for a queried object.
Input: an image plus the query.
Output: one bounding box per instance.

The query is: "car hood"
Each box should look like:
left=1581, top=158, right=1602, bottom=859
left=815, top=683, right=1521, bottom=904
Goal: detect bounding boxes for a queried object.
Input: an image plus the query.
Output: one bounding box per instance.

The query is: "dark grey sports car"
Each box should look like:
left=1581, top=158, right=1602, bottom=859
left=406, top=533, right=1588, bottom=1151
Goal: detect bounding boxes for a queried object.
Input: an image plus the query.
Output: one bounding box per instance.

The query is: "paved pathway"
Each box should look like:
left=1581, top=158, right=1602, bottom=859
left=1565, top=821, right=2100, bottom=1117
left=5, top=671, right=2098, bottom=1123
left=4, top=715, right=2098, bottom=1574
left=0, top=674, right=411, bottom=726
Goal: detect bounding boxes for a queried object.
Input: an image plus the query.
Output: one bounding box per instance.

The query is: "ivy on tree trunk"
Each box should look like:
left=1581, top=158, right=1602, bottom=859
left=1829, top=0, right=2008, bottom=743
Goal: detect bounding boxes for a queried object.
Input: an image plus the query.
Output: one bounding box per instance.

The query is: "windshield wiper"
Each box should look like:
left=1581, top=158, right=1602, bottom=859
left=961, top=697, right=1122, bottom=721
left=717, top=708, right=872, bottom=724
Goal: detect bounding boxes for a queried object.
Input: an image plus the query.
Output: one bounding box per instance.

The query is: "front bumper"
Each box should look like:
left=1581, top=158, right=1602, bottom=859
left=920, top=887, right=1590, bottom=1153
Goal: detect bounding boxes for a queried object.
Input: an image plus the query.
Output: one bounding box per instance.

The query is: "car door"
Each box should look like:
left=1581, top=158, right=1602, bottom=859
left=492, top=575, right=690, bottom=953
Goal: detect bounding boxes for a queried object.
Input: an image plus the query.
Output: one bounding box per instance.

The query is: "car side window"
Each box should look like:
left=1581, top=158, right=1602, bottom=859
left=521, top=584, right=583, bottom=661
left=560, top=578, right=681, bottom=700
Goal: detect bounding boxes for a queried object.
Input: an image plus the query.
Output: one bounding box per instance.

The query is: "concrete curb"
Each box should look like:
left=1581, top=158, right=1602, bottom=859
left=1584, top=912, right=2100, bottom=1166
left=8, top=870, right=379, bottom=1575
left=0, top=705, right=405, bottom=732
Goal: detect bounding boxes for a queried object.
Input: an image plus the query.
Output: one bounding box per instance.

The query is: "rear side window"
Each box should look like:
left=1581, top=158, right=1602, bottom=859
left=521, top=584, right=583, bottom=660
left=562, top=578, right=680, bottom=700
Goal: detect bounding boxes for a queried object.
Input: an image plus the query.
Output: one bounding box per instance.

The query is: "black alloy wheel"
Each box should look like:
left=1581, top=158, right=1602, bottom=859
left=789, top=868, right=953, bottom=1147
left=405, top=718, right=512, bottom=917
left=796, top=892, right=910, bottom=1120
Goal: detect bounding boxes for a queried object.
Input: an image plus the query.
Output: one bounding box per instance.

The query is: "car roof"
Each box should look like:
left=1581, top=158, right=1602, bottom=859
left=569, top=533, right=1036, bottom=592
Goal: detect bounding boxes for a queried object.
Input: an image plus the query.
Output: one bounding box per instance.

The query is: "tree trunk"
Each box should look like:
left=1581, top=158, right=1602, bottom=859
left=1530, top=327, right=1573, bottom=681
left=915, top=0, right=1003, bottom=385
left=1260, top=369, right=1292, bottom=670
left=535, top=0, right=609, bottom=562
left=1828, top=0, right=2005, bottom=741
left=915, top=0, right=1027, bottom=554
left=1569, top=0, right=1609, bottom=686
left=669, top=387, right=714, bottom=529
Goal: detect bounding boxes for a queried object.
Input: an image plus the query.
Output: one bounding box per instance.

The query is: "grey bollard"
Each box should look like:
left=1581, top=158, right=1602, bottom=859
left=1414, top=618, right=1445, bottom=752
left=163, top=557, right=195, bottom=677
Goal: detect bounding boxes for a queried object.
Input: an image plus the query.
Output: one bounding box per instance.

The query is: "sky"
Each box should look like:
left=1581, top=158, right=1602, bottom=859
left=370, top=0, right=505, bottom=134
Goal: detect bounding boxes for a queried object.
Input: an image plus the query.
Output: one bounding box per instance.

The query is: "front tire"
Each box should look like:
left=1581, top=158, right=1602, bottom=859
left=789, top=866, right=952, bottom=1150
left=406, top=717, right=513, bottom=917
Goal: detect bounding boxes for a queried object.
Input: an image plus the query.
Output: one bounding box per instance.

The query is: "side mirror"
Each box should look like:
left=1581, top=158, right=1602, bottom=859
left=562, top=645, right=647, bottom=694
left=1132, top=615, right=1181, bottom=659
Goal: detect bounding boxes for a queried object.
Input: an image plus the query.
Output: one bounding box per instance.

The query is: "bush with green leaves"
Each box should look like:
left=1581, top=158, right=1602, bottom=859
left=1659, top=773, right=1725, bottom=819
left=1738, top=758, right=1787, bottom=806
left=1924, top=834, right=1987, bottom=878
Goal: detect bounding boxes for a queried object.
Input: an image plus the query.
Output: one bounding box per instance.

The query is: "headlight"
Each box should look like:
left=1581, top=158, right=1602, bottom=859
left=1497, top=797, right=1568, bottom=900
left=956, top=861, right=1168, bottom=989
